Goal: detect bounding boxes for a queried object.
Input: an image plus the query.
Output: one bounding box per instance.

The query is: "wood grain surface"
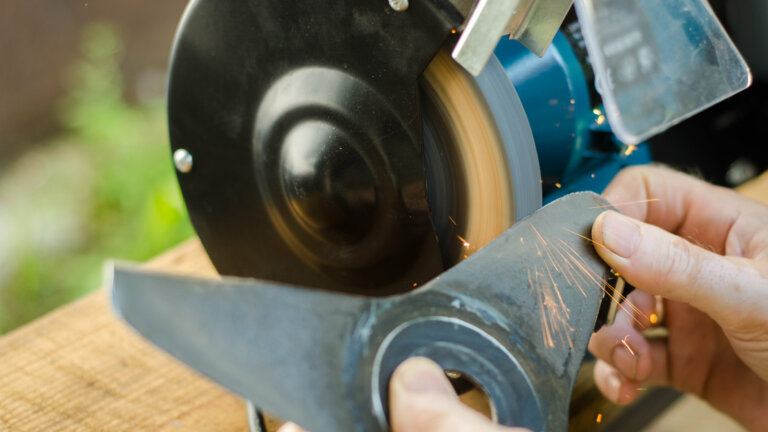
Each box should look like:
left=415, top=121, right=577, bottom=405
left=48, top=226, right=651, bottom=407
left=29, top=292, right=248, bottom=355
left=1, top=171, right=767, bottom=432
left=0, top=240, right=259, bottom=432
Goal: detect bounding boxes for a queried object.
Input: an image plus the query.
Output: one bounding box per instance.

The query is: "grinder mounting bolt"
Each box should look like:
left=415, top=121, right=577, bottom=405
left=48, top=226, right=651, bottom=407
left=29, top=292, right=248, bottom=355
left=173, top=148, right=193, bottom=173
left=388, top=0, right=408, bottom=12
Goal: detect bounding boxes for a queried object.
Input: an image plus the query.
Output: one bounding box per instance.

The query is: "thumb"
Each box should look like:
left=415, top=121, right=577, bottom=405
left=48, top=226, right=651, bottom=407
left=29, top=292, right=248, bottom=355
left=389, top=357, right=524, bottom=432
left=591, top=210, right=754, bottom=325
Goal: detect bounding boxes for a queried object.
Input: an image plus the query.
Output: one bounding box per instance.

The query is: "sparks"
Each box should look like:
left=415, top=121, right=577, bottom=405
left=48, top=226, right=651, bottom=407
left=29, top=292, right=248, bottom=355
left=592, top=198, right=660, bottom=209
left=448, top=215, right=457, bottom=226
left=591, top=173, right=595, bottom=178
left=621, top=335, right=636, bottom=357
left=412, top=282, right=418, bottom=287
left=561, top=228, right=609, bottom=250
left=549, top=240, right=585, bottom=297
left=593, top=108, right=602, bottom=116
left=529, top=234, right=578, bottom=351
left=649, top=313, right=658, bottom=324
left=531, top=267, right=556, bottom=348
left=596, top=413, right=603, bottom=423
left=451, top=28, right=457, bottom=34
left=596, top=115, right=606, bottom=125
left=554, top=182, right=562, bottom=189
left=530, top=224, right=547, bottom=246
left=555, top=239, right=648, bottom=325
left=624, top=144, right=637, bottom=156
left=456, top=234, right=470, bottom=248
left=527, top=225, right=655, bottom=352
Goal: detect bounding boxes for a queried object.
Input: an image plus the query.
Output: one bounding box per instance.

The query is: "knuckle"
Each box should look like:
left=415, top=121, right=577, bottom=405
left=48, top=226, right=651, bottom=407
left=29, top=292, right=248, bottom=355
left=653, top=235, right=700, bottom=290
left=620, top=165, right=649, bottom=177
left=588, top=332, right=610, bottom=359
left=607, top=166, right=657, bottom=203
left=621, top=164, right=663, bottom=181
left=724, top=262, right=768, bottom=328
left=612, top=166, right=644, bottom=186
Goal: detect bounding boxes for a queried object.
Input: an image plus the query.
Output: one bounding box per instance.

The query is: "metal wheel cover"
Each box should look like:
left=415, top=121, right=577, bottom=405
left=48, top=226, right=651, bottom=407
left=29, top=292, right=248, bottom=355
left=169, top=8, right=541, bottom=290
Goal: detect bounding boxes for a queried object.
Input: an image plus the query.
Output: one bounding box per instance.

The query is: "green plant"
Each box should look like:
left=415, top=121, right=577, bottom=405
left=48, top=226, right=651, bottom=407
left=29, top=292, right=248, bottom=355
left=0, top=22, right=194, bottom=333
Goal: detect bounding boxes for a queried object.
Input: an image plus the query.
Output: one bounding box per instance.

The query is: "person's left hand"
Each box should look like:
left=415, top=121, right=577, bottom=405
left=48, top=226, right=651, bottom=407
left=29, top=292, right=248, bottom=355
left=277, top=357, right=530, bottom=432
left=389, top=357, right=530, bottom=432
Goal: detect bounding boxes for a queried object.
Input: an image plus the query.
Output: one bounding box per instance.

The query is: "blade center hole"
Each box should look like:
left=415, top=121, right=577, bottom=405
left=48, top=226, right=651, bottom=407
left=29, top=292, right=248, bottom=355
left=444, top=369, right=498, bottom=423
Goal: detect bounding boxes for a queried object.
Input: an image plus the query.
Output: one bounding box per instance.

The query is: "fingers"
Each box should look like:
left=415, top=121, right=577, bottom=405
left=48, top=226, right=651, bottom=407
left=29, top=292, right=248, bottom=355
left=389, top=357, right=529, bottom=432
left=593, top=335, right=670, bottom=404
left=602, top=165, right=740, bottom=228
left=602, top=166, right=756, bottom=255
left=589, top=291, right=654, bottom=382
left=277, top=423, right=308, bottom=432
left=593, top=359, right=642, bottom=405
left=278, top=357, right=530, bottom=432
left=592, top=330, right=670, bottom=404
left=589, top=288, right=672, bottom=392
left=592, top=210, right=758, bottom=327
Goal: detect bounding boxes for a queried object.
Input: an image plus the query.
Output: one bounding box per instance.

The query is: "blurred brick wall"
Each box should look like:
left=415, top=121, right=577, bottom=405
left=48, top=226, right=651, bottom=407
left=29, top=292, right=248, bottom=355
left=0, top=0, right=188, bottom=157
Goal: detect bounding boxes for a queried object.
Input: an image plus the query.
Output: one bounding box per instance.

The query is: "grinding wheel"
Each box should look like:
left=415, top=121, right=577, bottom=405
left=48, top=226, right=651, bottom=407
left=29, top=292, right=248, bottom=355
left=422, top=50, right=541, bottom=268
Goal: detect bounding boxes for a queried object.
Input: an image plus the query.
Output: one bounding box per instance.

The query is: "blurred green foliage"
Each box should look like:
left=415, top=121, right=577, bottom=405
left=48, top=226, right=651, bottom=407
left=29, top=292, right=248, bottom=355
left=0, top=23, right=194, bottom=333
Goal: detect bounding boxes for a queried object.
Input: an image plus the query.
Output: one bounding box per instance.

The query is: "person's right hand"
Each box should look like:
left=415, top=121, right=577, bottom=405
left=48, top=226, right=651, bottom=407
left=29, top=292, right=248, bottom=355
left=587, top=166, right=768, bottom=431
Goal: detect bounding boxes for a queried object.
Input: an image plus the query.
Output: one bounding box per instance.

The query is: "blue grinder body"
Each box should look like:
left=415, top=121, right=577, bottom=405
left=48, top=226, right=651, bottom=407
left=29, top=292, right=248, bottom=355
left=494, top=31, right=652, bottom=202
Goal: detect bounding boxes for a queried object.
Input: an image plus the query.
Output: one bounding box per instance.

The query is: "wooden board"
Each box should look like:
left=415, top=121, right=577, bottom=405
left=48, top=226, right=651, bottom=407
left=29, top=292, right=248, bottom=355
left=1, top=171, right=767, bottom=432
left=0, top=240, right=257, bottom=432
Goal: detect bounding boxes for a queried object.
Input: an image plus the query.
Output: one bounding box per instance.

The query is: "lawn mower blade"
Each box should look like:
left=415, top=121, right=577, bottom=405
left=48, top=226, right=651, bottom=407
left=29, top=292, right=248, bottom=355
left=111, top=191, right=614, bottom=432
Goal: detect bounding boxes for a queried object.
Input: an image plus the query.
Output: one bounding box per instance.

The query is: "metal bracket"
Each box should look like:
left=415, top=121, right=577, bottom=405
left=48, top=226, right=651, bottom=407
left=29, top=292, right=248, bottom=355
left=111, top=192, right=613, bottom=431
left=452, top=0, right=573, bottom=75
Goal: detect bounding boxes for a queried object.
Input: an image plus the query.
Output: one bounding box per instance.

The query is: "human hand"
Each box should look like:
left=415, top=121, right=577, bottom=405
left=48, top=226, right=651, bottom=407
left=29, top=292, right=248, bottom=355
left=275, top=357, right=529, bottom=432
left=588, top=166, right=768, bottom=431
left=389, top=357, right=530, bottom=432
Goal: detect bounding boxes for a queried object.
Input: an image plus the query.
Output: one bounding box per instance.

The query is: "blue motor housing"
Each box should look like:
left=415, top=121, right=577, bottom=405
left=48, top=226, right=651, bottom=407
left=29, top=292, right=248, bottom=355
left=494, top=30, right=651, bottom=203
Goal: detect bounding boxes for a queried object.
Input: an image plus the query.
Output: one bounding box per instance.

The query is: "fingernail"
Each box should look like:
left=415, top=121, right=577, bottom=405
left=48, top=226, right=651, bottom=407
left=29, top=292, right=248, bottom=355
left=277, top=423, right=308, bottom=432
left=602, top=211, right=640, bottom=258
left=612, top=344, right=639, bottom=381
left=394, top=357, right=455, bottom=396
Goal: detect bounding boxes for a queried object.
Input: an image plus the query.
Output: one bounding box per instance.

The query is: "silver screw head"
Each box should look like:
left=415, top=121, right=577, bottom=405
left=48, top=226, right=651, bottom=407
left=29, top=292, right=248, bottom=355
left=388, top=0, right=408, bottom=12
left=173, top=148, right=193, bottom=173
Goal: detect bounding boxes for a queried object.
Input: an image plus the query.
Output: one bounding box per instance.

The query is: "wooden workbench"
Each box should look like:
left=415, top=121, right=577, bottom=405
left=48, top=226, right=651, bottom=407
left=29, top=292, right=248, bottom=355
left=0, top=240, right=263, bottom=432
left=2, top=171, right=767, bottom=432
